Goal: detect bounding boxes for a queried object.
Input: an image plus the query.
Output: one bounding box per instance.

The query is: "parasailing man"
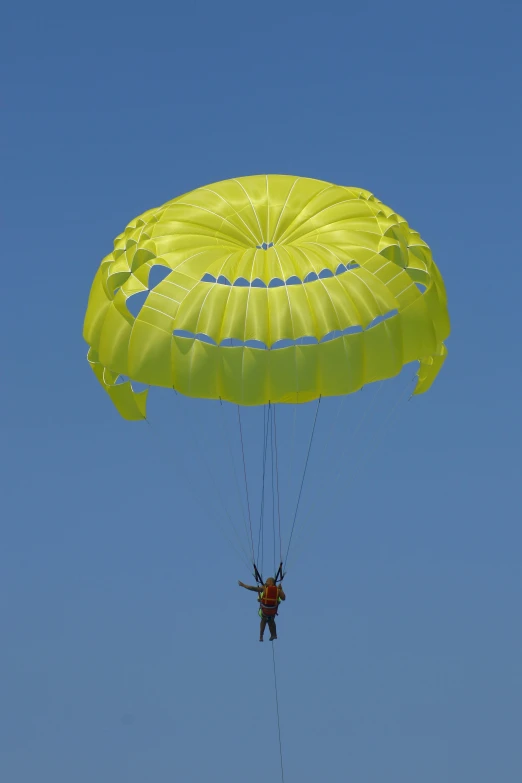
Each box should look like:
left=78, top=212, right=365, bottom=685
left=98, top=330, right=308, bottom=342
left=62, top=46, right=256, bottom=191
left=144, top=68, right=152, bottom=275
left=238, top=577, right=286, bottom=642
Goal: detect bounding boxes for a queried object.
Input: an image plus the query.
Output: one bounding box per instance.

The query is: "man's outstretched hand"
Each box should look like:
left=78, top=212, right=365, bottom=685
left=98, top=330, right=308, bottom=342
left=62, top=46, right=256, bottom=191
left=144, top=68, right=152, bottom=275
left=238, top=580, right=261, bottom=592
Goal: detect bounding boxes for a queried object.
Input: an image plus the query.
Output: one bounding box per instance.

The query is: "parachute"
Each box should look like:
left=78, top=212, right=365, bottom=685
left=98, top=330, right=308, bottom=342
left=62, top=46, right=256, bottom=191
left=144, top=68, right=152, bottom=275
left=83, top=175, right=450, bottom=575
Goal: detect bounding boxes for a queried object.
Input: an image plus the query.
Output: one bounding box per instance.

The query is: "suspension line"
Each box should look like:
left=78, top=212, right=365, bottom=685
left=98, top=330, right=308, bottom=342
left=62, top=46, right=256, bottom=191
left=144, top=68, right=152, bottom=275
left=284, top=395, right=321, bottom=567
left=273, top=405, right=283, bottom=566
left=272, top=643, right=285, bottom=783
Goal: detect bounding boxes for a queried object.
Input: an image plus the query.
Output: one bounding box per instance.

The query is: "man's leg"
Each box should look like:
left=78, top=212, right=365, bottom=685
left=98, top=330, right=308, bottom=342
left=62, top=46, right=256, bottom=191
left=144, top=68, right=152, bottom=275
left=259, top=617, right=267, bottom=641
left=268, top=618, right=277, bottom=640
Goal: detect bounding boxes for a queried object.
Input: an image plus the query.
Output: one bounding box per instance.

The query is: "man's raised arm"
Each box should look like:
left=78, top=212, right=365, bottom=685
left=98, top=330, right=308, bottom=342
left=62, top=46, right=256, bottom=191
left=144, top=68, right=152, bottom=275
left=238, top=581, right=263, bottom=592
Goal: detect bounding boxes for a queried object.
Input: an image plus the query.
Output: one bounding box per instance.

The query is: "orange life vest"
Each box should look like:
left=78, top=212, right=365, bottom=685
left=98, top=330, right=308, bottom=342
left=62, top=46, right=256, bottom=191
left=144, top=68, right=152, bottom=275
left=259, top=584, right=280, bottom=617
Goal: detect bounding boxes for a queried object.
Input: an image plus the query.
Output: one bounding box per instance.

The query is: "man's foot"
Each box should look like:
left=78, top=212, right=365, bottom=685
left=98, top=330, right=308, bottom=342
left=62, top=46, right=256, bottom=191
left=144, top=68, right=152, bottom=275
left=259, top=638, right=264, bottom=642
left=269, top=635, right=277, bottom=641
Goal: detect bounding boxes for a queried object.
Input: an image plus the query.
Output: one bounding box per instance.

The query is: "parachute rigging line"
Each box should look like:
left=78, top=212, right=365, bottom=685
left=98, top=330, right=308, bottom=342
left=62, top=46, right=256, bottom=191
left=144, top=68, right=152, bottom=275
left=270, top=405, right=283, bottom=571
left=271, top=643, right=285, bottom=783
left=285, top=381, right=384, bottom=567
left=186, top=401, right=251, bottom=559
left=272, top=405, right=283, bottom=570
left=270, top=405, right=277, bottom=574
left=285, top=395, right=321, bottom=567
left=237, top=405, right=256, bottom=564
left=287, top=373, right=416, bottom=568
left=257, top=403, right=272, bottom=574
left=145, top=416, right=251, bottom=569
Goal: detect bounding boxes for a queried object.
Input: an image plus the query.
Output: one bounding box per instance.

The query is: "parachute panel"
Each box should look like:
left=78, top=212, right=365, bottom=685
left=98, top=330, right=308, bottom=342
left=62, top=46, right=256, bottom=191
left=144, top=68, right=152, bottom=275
left=84, top=175, right=450, bottom=411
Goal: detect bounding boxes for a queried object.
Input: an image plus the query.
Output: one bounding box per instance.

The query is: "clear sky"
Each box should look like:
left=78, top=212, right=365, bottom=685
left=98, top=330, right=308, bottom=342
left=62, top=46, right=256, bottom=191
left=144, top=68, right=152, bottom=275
left=2, top=1, right=521, bottom=781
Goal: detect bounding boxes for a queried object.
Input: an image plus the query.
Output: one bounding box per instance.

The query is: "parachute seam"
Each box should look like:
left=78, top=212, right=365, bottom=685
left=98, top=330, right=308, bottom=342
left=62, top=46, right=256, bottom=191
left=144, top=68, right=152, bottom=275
left=140, top=303, right=178, bottom=323
left=282, top=197, right=381, bottom=245
left=345, top=267, right=394, bottom=326
left=372, top=259, right=393, bottom=276
left=193, top=253, right=236, bottom=336
left=151, top=232, right=240, bottom=249
left=199, top=188, right=262, bottom=245
left=239, top=246, right=262, bottom=403
left=266, top=175, right=270, bottom=242
left=144, top=290, right=181, bottom=305
left=298, top=242, right=348, bottom=344
left=289, top=245, right=326, bottom=338
left=276, top=184, right=334, bottom=244
left=300, top=240, right=355, bottom=267
left=232, top=179, right=265, bottom=242
left=271, top=176, right=300, bottom=244
left=164, top=248, right=221, bottom=278
left=174, top=202, right=255, bottom=246
left=282, top=243, right=306, bottom=284
left=152, top=215, right=246, bottom=248
left=186, top=253, right=235, bottom=396
left=307, top=242, right=365, bottom=328
left=297, top=244, right=352, bottom=393
left=272, top=244, right=300, bottom=398
left=395, top=281, right=417, bottom=299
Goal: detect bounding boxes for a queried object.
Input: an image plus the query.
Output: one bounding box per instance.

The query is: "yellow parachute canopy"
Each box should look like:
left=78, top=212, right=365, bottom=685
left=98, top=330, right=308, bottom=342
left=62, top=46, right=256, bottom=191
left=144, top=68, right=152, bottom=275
left=83, top=175, right=449, bottom=419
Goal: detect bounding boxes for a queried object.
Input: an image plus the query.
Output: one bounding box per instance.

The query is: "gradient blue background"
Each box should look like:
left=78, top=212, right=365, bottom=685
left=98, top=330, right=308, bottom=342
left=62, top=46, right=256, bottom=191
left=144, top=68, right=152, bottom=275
left=2, top=1, right=521, bottom=781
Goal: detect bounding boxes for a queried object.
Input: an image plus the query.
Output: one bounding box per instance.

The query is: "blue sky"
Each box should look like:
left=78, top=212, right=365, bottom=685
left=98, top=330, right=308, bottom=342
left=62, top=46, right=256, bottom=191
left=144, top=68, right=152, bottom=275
left=2, top=1, right=521, bottom=781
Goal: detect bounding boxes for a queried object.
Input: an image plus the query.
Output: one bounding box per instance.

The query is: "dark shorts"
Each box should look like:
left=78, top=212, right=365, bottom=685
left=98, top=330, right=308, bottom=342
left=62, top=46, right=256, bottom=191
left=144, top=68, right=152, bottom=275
left=259, top=609, right=277, bottom=620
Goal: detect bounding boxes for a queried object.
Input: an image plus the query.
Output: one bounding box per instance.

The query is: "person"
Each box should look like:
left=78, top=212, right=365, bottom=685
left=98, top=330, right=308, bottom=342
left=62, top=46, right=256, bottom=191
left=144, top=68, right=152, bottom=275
left=238, top=577, right=286, bottom=641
